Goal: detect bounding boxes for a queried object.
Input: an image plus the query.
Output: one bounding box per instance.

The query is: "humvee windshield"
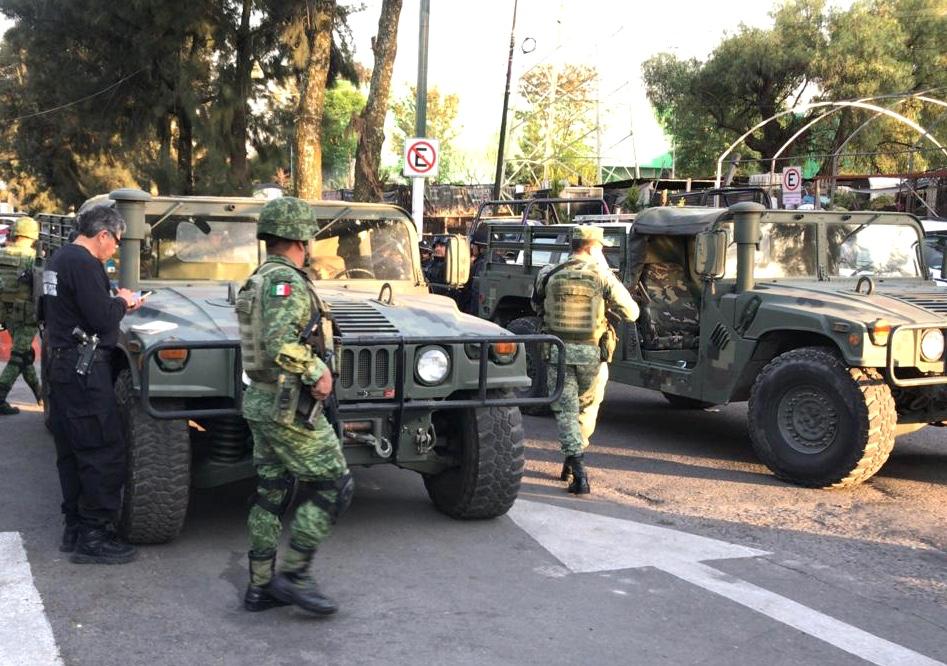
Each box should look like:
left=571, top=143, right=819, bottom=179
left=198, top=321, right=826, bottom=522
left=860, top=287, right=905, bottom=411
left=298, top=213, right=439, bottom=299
left=825, top=222, right=921, bottom=278
left=723, top=220, right=923, bottom=280
left=141, top=216, right=261, bottom=281
left=309, top=217, right=414, bottom=281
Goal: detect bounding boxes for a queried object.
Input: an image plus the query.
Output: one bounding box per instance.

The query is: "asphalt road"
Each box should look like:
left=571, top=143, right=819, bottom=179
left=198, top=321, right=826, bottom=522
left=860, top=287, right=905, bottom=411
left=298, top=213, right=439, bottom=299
left=1, top=377, right=946, bottom=666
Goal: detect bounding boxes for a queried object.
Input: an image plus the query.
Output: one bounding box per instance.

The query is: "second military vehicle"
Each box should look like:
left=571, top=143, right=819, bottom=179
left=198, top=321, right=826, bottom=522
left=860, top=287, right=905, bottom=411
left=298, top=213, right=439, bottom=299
left=474, top=202, right=947, bottom=489
left=37, top=190, right=562, bottom=543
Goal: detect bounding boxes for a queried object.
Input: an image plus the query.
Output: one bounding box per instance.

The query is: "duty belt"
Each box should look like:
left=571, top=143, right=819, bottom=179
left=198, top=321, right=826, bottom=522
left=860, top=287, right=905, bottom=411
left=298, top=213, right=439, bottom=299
left=48, top=347, right=111, bottom=363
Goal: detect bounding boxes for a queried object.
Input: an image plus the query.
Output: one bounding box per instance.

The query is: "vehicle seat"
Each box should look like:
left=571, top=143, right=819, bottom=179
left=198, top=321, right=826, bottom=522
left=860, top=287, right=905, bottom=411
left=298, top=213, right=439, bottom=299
left=635, top=237, right=701, bottom=350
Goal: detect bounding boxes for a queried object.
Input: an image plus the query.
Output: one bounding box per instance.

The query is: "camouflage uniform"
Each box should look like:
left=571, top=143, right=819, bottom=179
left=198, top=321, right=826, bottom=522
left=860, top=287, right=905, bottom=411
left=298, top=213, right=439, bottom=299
left=0, top=217, right=41, bottom=415
left=237, top=197, right=350, bottom=614
left=532, top=226, right=638, bottom=492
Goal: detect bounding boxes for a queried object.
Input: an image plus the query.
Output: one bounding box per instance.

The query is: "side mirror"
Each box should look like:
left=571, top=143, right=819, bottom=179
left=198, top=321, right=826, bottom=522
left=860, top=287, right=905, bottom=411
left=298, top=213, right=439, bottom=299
left=694, top=230, right=727, bottom=279
left=444, top=234, right=470, bottom=287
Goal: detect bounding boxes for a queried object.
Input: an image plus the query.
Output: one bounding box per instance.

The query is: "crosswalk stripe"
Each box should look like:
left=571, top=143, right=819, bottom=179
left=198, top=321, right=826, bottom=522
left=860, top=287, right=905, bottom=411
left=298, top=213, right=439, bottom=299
left=0, top=532, right=63, bottom=665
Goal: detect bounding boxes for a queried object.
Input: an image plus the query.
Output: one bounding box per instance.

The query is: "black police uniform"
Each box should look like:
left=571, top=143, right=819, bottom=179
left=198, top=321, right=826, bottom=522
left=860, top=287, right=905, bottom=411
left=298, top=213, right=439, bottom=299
left=43, top=244, right=128, bottom=538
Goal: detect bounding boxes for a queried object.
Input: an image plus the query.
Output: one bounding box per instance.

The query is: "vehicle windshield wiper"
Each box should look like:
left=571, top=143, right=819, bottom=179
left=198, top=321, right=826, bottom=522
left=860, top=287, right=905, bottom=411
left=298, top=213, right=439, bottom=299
left=314, top=206, right=352, bottom=240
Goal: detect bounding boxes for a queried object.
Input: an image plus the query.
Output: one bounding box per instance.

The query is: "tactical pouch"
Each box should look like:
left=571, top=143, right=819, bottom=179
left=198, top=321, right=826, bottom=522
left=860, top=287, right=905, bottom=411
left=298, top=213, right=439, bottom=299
left=273, top=372, right=302, bottom=426
left=599, top=322, right=617, bottom=362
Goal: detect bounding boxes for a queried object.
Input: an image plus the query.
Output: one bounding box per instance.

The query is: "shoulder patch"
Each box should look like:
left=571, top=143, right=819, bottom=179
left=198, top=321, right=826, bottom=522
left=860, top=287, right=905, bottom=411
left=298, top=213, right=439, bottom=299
left=271, top=283, right=292, bottom=297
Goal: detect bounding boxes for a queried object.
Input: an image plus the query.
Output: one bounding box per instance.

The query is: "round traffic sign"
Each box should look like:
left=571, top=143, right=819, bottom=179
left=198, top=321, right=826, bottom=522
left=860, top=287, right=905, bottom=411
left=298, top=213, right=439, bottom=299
left=406, top=140, right=437, bottom=175
left=782, top=167, right=802, bottom=192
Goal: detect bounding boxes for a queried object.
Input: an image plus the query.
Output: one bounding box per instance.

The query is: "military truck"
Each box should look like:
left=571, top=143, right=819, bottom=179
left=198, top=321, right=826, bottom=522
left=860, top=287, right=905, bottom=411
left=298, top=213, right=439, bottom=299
left=474, top=202, right=947, bottom=489
left=36, top=189, right=563, bottom=543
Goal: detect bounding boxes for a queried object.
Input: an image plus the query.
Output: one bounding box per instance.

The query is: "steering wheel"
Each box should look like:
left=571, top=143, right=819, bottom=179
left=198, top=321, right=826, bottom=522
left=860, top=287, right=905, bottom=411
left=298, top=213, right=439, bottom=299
left=332, top=267, right=375, bottom=279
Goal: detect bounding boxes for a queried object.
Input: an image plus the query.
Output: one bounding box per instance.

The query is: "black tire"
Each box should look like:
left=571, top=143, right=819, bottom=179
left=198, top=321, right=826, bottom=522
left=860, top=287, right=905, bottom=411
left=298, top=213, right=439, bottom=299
left=114, top=368, right=191, bottom=543
left=424, top=392, right=525, bottom=519
left=506, top=316, right=550, bottom=416
left=661, top=392, right=714, bottom=410
left=748, top=346, right=896, bottom=489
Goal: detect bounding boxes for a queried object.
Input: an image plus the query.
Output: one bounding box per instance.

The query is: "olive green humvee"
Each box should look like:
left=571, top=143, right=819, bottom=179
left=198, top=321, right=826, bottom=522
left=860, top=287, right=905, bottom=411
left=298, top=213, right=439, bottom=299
left=474, top=202, right=947, bottom=488
left=35, top=189, right=562, bottom=543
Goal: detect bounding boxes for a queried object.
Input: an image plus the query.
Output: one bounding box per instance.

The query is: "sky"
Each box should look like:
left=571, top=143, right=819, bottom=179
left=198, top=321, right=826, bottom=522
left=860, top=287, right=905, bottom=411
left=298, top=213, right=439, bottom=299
left=345, top=0, right=788, bottom=180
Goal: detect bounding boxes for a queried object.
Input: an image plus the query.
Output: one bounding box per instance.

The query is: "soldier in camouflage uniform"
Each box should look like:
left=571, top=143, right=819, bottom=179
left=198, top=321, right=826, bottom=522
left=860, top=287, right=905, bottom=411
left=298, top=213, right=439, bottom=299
left=236, top=197, right=352, bottom=615
left=532, top=226, right=639, bottom=494
left=0, top=217, right=42, bottom=415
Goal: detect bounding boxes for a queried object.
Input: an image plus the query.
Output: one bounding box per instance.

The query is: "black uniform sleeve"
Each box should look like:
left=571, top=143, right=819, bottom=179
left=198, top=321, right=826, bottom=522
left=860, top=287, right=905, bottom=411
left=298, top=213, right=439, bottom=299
left=72, top=258, right=127, bottom=337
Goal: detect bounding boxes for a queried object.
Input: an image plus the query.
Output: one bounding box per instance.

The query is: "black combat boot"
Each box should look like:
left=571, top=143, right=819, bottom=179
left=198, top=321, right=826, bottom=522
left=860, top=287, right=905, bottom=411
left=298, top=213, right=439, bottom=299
left=560, top=455, right=579, bottom=481
left=0, top=401, right=19, bottom=415
left=69, top=525, right=137, bottom=564
left=244, top=552, right=290, bottom=612
left=59, top=522, right=79, bottom=553
left=267, top=542, right=337, bottom=616
left=567, top=455, right=590, bottom=495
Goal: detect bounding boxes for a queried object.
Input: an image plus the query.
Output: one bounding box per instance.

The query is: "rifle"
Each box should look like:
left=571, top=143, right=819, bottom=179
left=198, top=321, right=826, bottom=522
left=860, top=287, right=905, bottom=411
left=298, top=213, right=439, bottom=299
left=296, top=298, right=341, bottom=438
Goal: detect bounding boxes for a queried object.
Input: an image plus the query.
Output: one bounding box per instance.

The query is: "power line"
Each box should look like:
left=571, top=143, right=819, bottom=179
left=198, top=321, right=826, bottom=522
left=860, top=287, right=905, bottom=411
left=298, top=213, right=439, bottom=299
left=6, top=68, right=146, bottom=123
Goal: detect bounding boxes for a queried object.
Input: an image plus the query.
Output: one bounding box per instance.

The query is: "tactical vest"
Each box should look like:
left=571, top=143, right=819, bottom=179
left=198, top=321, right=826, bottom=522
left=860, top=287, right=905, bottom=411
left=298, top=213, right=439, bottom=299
left=236, top=261, right=320, bottom=383
left=0, top=245, right=36, bottom=325
left=542, top=260, right=606, bottom=344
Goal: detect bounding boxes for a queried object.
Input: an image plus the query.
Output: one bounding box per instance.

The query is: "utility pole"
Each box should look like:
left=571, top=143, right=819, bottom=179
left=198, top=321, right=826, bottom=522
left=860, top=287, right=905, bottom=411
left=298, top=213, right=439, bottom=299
left=412, top=0, right=430, bottom=235
left=492, top=0, right=518, bottom=200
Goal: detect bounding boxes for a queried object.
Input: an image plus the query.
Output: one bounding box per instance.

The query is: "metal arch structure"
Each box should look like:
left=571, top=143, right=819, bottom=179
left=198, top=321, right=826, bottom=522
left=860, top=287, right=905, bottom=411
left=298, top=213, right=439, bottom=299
left=766, top=94, right=947, bottom=188
left=714, top=100, right=947, bottom=188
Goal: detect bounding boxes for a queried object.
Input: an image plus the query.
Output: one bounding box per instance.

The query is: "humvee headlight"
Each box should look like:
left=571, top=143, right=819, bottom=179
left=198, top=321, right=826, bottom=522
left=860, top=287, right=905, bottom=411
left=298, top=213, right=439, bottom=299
left=416, top=346, right=450, bottom=385
left=920, top=329, right=945, bottom=362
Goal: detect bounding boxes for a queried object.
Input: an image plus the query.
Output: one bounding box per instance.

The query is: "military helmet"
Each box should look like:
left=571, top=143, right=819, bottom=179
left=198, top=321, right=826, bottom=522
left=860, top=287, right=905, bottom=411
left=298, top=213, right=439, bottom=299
left=257, top=197, right=316, bottom=241
left=572, top=225, right=604, bottom=243
left=13, top=216, right=39, bottom=241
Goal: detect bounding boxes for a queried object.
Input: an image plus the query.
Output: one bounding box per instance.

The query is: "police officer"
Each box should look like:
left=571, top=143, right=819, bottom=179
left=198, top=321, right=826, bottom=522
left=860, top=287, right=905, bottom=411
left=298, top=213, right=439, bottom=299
left=44, top=205, right=142, bottom=562
left=237, top=197, right=352, bottom=616
left=531, top=226, right=638, bottom=494
left=0, top=217, right=42, bottom=414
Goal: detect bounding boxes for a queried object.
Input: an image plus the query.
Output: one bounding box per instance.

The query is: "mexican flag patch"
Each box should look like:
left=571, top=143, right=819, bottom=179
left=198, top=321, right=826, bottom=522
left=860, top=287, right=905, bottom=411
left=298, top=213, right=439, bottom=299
left=271, top=283, right=292, bottom=297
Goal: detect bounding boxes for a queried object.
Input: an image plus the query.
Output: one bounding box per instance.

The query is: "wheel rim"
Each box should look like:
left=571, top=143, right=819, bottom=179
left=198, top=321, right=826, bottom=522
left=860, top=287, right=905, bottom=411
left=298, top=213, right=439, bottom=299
left=776, top=385, right=839, bottom=454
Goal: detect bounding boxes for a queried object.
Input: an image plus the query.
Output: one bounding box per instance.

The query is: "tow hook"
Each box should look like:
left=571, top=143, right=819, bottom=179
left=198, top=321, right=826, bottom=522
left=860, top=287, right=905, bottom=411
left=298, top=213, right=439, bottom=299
left=415, top=424, right=437, bottom=454
left=344, top=430, right=393, bottom=458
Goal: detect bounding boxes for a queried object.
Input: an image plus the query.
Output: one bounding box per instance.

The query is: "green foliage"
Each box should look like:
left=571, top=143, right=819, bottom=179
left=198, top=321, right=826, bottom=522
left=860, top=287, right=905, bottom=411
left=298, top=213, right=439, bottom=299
left=0, top=0, right=359, bottom=208
left=642, top=0, right=947, bottom=179
left=390, top=86, right=461, bottom=183
left=322, top=80, right=366, bottom=188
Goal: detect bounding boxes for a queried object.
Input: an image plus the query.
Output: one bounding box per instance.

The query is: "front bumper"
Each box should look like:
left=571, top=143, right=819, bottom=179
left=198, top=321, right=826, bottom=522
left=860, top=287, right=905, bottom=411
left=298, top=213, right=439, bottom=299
left=887, top=323, right=947, bottom=387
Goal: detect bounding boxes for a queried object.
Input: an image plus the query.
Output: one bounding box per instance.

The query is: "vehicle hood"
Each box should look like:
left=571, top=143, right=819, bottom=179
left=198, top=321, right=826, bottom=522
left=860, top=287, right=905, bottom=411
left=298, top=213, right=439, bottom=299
left=754, top=280, right=947, bottom=325
left=120, top=282, right=509, bottom=345
left=318, top=284, right=509, bottom=339
left=120, top=285, right=239, bottom=346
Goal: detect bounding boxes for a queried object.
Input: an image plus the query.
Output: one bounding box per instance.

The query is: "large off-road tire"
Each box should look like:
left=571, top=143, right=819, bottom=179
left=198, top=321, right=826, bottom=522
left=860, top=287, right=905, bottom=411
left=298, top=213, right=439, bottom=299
left=424, top=392, right=525, bottom=519
left=506, top=316, right=551, bottom=416
left=661, top=391, right=715, bottom=410
left=748, top=346, right=896, bottom=489
left=114, top=368, right=191, bottom=543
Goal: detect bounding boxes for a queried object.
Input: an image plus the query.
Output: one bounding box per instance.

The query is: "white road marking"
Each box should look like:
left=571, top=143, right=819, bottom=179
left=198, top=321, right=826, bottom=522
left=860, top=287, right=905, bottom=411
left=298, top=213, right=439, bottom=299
left=509, top=500, right=944, bottom=666
left=0, top=532, right=63, bottom=666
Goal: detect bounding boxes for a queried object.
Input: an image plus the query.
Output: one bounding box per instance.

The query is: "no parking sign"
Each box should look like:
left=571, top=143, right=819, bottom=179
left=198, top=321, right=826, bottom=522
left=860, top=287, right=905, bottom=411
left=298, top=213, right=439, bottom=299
left=403, top=138, right=439, bottom=178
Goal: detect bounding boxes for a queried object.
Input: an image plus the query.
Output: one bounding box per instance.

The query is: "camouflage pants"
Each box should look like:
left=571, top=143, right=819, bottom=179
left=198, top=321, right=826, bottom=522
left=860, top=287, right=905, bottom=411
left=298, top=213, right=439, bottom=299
left=246, top=416, right=348, bottom=585
left=0, top=323, right=39, bottom=401
left=546, top=343, right=608, bottom=457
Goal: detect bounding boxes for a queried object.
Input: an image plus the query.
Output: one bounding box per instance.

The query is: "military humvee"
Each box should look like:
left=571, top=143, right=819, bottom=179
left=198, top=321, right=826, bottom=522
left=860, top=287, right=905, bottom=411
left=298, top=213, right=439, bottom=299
left=474, top=201, right=947, bottom=489
left=36, top=189, right=563, bottom=543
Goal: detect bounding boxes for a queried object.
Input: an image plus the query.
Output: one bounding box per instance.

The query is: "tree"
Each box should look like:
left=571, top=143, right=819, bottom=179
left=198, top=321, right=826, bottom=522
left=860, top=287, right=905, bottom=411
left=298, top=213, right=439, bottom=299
left=390, top=86, right=461, bottom=183
left=642, top=0, right=947, bottom=179
left=353, top=0, right=401, bottom=201
left=506, top=64, right=598, bottom=188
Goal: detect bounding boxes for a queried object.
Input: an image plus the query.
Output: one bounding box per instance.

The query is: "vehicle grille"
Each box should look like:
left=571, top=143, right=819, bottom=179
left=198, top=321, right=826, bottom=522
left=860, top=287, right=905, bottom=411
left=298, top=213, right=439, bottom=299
left=884, top=291, right=947, bottom=316
left=327, top=300, right=399, bottom=335
left=340, top=347, right=393, bottom=390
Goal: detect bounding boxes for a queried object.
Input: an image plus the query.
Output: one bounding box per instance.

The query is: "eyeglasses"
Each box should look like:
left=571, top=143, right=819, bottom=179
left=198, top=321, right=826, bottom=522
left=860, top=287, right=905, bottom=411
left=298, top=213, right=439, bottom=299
left=103, top=230, right=121, bottom=243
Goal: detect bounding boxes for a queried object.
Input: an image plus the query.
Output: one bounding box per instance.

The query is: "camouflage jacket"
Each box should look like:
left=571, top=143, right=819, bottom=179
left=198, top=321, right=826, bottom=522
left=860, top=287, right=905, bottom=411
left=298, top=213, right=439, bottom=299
left=242, top=255, right=329, bottom=424
left=0, top=241, right=36, bottom=326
